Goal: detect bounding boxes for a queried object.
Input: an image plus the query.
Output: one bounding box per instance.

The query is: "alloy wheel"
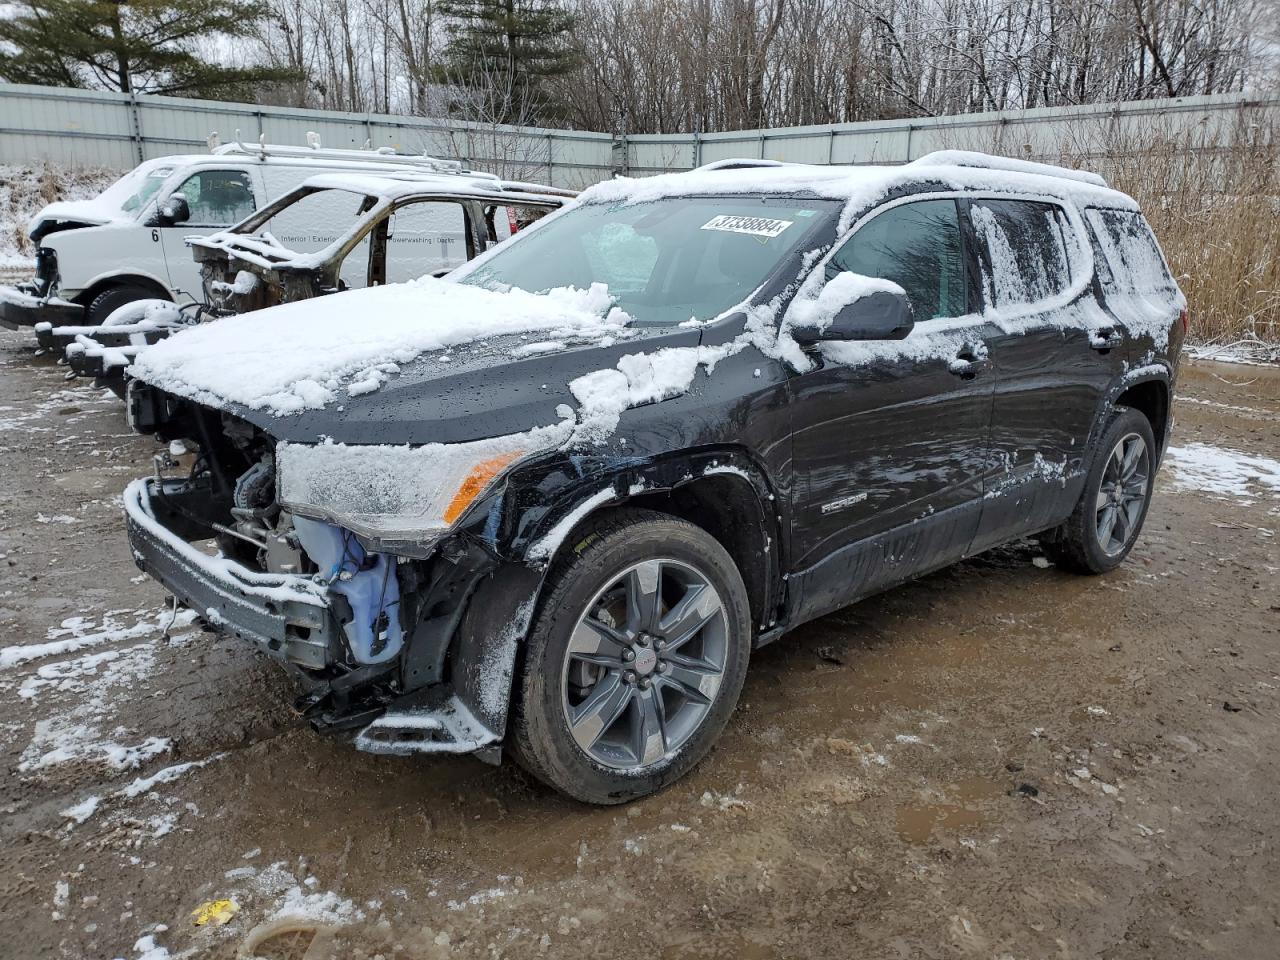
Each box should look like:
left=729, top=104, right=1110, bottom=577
left=1095, top=432, right=1150, bottom=556
left=559, top=558, right=729, bottom=771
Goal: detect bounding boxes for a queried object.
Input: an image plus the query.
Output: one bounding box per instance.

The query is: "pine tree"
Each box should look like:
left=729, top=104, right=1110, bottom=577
left=435, top=0, right=578, bottom=124
left=0, top=0, right=300, bottom=99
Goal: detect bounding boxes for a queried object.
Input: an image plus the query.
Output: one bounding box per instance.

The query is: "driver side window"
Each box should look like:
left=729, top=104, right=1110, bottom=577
left=828, top=199, right=967, bottom=321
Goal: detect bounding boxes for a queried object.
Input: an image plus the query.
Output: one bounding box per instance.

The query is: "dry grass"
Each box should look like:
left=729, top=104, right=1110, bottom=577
left=1087, top=114, right=1279, bottom=346
left=1055, top=112, right=1279, bottom=346
left=954, top=108, right=1280, bottom=346
left=0, top=161, right=120, bottom=272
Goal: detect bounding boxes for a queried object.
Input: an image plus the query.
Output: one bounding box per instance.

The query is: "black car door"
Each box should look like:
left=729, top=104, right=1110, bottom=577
left=961, top=197, right=1130, bottom=552
left=787, top=197, right=998, bottom=624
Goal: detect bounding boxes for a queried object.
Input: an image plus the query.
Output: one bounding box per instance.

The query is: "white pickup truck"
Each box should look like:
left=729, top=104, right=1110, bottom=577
left=0, top=140, right=496, bottom=331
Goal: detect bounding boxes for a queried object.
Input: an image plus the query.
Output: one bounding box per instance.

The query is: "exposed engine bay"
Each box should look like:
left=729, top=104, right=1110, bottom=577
left=149, top=408, right=407, bottom=673
left=125, top=382, right=550, bottom=758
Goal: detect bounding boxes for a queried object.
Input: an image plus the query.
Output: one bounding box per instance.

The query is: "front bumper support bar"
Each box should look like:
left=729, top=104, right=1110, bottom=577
left=0, top=283, right=82, bottom=330
left=123, top=477, right=337, bottom=669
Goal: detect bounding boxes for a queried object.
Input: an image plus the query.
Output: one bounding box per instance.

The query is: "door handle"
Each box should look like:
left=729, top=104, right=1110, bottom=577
left=1091, top=326, right=1124, bottom=351
left=948, top=344, right=990, bottom=379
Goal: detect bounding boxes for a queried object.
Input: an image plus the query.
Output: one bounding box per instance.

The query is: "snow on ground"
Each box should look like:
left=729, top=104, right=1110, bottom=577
left=1184, top=338, right=1280, bottom=367
left=3, top=608, right=197, bottom=771
left=1, top=607, right=194, bottom=670
left=0, top=382, right=120, bottom=437
left=1165, top=442, right=1280, bottom=503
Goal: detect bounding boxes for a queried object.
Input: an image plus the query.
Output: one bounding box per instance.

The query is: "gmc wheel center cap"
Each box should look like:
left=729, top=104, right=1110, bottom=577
left=633, top=646, right=658, bottom=676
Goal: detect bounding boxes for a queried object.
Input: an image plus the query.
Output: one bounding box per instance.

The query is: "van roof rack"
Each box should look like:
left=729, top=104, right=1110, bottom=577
left=214, top=135, right=478, bottom=175
left=910, top=150, right=1108, bottom=188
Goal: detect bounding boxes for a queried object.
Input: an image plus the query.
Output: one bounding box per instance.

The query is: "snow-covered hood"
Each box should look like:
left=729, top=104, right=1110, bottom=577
left=29, top=199, right=132, bottom=241
left=129, top=277, right=701, bottom=444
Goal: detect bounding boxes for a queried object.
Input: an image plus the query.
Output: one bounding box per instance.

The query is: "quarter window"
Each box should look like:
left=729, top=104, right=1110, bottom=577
left=1085, top=208, right=1177, bottom=299
left=827, top=199, right=967, bottom=321
left=968, top=199, right=1075, bottom=308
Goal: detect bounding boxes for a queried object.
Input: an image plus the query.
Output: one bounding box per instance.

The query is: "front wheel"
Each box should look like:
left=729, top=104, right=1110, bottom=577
left=510, top=509, right=752, bottom=804
left=1044, top=406, right=1156, bottom=574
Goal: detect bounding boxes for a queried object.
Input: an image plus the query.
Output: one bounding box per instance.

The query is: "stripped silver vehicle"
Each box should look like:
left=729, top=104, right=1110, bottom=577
left=38, top=169, right=572, bottom=395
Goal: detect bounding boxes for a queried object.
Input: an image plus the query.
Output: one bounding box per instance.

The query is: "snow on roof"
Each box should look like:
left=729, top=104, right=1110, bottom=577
left=579, top=150, right=1133, bottom=230
left=129, top=278, right=634, bottom=415
left=911, top=150, right=1109, bottom=188
left=298, top=171, right=571, bottom=204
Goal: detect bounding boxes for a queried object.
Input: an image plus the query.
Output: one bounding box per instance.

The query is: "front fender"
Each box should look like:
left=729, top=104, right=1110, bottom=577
left=467, top=447, right=782, bottom=568
left=444, top=447, right=784, bottom=750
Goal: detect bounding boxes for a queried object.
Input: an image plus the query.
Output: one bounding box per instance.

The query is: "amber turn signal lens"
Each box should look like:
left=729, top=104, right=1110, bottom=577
left=442, top=452, right=522, bottom=525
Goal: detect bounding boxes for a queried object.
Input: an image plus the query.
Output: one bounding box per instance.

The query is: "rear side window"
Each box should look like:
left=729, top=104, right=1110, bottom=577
left=828, top=198, right=967, bottom=320
left=1085, top=208, right=1177, bottom=298
left=968, top=199, right=1074, bottom=309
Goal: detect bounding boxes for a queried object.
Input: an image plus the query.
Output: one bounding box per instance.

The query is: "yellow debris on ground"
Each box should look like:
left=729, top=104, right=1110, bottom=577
left=192, top=898, right=240, bottom=926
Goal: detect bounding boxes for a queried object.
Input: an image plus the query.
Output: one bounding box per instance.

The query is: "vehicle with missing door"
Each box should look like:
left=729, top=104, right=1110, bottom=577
left=2, top=140, right=498, bottom=333
left=37, top=170, right=569, bottom=394
left=119, top=151, right=1185, bottom=803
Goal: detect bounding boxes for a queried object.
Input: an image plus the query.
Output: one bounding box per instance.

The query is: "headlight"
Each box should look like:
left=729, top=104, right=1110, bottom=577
left=277, top=423, right=570, bottom=546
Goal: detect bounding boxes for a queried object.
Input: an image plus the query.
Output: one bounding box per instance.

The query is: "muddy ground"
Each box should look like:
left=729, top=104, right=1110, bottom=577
left=1, top=328, right=1277, bottom=960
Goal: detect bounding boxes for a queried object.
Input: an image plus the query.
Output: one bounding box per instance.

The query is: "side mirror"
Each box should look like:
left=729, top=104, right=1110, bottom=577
left=158, top=195, right=191, bottom=226
left=789, top=273, right=915, bottom=344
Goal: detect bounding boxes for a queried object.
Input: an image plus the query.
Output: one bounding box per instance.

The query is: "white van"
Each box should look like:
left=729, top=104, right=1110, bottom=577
left=0, top=141, right=493, bottom=330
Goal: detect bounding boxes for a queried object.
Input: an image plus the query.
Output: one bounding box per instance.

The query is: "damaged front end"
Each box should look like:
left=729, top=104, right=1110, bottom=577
left=0, top=247, right=82, bottom=330
left=192, top=239, right=321, bottom=318
left=123, top=387, right=549, bottom=762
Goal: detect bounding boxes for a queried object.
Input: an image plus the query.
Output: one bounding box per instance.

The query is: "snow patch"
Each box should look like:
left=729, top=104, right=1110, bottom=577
left=1165, top=443, right=1280, bottom=503
left=785, top=270, right=905, bottom=335
left=102, top=299, right=181, bottom=328
left=526, top=488, right=616, bottom=562
left=8, top=609, right=197, bottom=773
left=1, top=608, right=196, bottom=671
left=61, top=795, right=102, bottom=824
left=130, top=278, right=633, bottom=415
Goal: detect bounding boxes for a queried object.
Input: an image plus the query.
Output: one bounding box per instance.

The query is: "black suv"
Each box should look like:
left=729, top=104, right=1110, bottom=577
left=121, top=151, right=1186, bottom=803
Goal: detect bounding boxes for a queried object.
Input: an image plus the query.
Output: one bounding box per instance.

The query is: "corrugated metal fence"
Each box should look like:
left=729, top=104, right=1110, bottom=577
left=0, top=83, right=1273, bottom=188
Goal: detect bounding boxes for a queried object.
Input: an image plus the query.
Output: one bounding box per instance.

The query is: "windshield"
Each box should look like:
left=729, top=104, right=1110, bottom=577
left=462, top=197, right=836, bottom=324
left=94, top=160, right=178, bottom=217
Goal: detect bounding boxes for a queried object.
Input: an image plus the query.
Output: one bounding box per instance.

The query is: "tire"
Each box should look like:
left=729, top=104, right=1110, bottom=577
left=1043, top=406, right=1156, bottom=575
left=510, top=508, right=752, bottom=804
left=85, top=284, right=163, bottom=326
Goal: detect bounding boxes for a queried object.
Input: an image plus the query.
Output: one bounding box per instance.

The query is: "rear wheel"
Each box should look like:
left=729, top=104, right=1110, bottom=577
left=510, top=509, right=751, bottom=804
left=85, top=284, right=164, bottom=326
left=1044, top=406, right=1156, bottom=574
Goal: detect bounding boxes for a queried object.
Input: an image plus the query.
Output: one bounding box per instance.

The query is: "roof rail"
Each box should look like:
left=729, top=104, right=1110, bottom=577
left=497, top=180, right=578, bottom=198
left=694, top=158, right=795, bottom=172
left=910, top=150, right=1108, bottom=188
left=214, top=135, right=477, bottom=175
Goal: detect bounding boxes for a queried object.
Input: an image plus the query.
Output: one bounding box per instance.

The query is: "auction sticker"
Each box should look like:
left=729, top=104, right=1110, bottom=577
left=700, top=215, right=793, bottom=238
